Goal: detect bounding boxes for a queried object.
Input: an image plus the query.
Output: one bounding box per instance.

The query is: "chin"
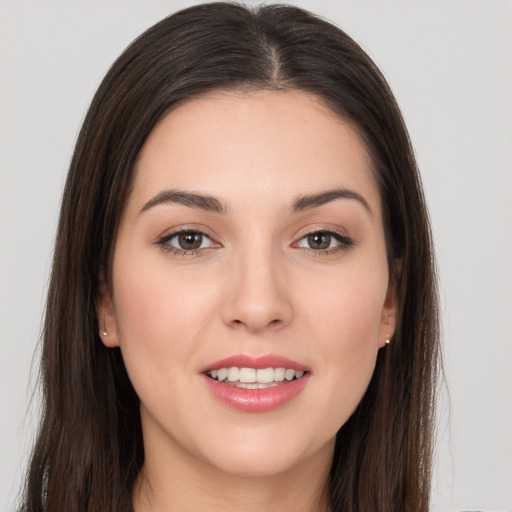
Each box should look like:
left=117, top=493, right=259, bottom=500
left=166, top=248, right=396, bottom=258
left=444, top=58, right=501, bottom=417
left=206, top=449, right=306, bottom=478
left=195, top=428, right=334, bottom=479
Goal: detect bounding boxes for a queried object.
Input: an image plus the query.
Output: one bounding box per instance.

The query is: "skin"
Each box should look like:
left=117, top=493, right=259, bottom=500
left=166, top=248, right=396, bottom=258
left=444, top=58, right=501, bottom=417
left=98, top=90, right=396, bottom=512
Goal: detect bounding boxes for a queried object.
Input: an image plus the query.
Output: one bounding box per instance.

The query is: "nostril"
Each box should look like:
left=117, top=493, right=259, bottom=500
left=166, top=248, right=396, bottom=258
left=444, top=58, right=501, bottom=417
left=229, top=317, right=282, bottom=331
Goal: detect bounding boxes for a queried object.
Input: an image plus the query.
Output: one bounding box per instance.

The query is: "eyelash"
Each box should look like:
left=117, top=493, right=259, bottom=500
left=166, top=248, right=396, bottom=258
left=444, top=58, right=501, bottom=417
left=155, top=228, right=354, bottom=257
left=294, top=228, right=354, bottom=255
left=156, top=228, right=216, bottom=256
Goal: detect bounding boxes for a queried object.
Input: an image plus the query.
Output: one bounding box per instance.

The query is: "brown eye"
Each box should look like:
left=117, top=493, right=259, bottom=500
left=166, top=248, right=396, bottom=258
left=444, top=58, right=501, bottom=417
left=178, top=232, right=203, bottom=250
left=158, top=230, right=216, bottom=253
left=307, top=233, right=331, bottom=250
left=294, top=230, right=354, bottom=254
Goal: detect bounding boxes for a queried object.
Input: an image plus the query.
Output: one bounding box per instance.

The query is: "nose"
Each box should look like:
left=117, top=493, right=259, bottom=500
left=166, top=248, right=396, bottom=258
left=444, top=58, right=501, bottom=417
left=221, top=244, right=293, bottom=333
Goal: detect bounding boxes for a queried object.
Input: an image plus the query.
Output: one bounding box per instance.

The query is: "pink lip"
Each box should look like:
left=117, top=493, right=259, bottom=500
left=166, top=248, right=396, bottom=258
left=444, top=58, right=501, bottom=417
left=200, top=354, right=311, bottom=413
left=200, top=354, right=310, bottom=373
left=202, top=373, right=310, bottom=413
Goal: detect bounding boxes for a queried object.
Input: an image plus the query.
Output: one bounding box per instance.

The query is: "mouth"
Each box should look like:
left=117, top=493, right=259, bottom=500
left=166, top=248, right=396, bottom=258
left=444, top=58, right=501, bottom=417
left=205, top=366, right=307, bottom=389
left=201, top=355, right=311, bottom=412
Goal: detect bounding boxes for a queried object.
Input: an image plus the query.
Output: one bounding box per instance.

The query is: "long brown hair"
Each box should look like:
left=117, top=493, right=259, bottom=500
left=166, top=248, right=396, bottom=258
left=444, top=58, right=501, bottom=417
left=21, top=3, right=440, bottom=511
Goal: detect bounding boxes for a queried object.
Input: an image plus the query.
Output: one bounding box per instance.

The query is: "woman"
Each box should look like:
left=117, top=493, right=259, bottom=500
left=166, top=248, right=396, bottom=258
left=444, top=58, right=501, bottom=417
left=20, top=3, right=439, bottom=511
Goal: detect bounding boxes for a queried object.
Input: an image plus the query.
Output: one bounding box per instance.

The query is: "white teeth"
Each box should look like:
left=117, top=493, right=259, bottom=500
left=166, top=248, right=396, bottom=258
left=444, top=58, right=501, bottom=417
left=217, top=368, right=228, bottom=381
left=239, top=367, right=256, bottom=383
left=227, top=367, right=239, bottom=382
left=208, top=366, right=306, bottom=384
left=231, top=381, right=285, bottom=389
left=284, top=369, right=295, bottom=381
left=274, top=367, right=285, bottom=381
left=256, top=367, right=274, bottom=383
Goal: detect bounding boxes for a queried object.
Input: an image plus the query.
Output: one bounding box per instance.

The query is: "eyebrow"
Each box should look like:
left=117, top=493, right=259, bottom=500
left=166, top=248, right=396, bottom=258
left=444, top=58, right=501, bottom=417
left=140, top=189, right=227, bottom=215
left=139, top=187, right=372, bottom=216
left=291, top=189, right=373, bottom=215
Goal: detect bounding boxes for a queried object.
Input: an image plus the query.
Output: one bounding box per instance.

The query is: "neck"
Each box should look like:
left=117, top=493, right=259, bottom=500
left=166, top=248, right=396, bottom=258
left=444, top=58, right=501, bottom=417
left=133, top=438, right=333, bottom=512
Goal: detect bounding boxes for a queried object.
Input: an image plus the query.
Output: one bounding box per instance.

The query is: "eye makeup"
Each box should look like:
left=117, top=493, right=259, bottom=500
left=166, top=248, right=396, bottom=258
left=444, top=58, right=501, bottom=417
left=155, top=224, right=354, bottom=259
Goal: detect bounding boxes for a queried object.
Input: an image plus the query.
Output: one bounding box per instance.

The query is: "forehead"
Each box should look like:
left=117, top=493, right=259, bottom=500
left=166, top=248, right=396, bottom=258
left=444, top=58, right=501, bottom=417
left=130, top=89, right=381, bottom=214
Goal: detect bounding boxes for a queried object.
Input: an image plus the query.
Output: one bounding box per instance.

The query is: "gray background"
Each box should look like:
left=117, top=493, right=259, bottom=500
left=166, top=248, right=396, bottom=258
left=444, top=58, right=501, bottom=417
left=1, top=1, right=511, bottom=511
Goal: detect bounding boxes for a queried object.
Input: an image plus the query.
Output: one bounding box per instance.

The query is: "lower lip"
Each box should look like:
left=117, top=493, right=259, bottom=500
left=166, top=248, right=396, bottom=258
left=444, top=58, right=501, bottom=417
left=202, top=374, right=311, bottom=412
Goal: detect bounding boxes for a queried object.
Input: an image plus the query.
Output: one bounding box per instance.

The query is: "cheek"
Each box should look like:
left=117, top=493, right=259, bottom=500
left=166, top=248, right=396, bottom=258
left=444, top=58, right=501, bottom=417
left=296, top=264, right=387, bottom=420
left=110, top=254, right=216, bottom=394
left=316, top=294, right=381, bottom=382
left=113, top=244, right=218, bottom=334
left=299, top=262, right=387, bottom=346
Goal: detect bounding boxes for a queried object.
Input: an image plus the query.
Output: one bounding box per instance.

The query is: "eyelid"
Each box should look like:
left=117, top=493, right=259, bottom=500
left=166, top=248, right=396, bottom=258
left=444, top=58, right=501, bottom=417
left=292, top=226, right=354, bottom=254
left=155, top=226, right=222, bottom=256
left=153, top=224, right=353, bottom=257
left=293, top=225, right=351, bottom=241
left=155, top=224, right=219, bottom=242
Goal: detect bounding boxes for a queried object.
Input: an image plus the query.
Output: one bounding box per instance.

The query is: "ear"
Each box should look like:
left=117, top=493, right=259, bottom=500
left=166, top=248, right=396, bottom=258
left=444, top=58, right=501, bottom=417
left=378, top=277, right=398, bottom=348
left=96, top=280, right=120, bottom=348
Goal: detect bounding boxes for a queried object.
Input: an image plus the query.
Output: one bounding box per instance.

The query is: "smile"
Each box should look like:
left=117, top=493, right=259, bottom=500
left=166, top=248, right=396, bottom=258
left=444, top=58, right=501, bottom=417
left=206, top=367, right=306, bottom=389
left=202, top=355, right=311, bottom=412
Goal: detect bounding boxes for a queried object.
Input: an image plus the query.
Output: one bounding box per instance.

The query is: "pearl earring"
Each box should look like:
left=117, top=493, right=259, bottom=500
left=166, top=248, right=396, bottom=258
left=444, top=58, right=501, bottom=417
left=385, top=334, right=391, bottom=345
left=102, top=330, right=108, bottom=337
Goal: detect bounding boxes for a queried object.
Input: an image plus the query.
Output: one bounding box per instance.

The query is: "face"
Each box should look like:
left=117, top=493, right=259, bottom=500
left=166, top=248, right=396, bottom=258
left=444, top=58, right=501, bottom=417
left=98, top=90, right=396, bottom=478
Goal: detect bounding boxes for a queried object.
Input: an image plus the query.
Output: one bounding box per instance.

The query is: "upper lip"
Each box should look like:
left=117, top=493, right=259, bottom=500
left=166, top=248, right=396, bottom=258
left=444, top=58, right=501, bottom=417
left=200, top=354, right=310, bottom=373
